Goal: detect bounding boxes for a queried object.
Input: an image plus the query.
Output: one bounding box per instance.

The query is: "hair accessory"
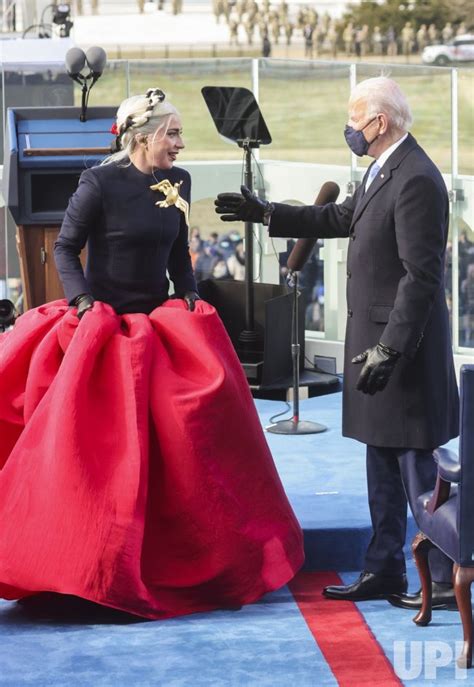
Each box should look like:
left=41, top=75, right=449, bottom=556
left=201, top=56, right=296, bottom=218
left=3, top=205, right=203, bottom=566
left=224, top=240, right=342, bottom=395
left=112, top=88, right=169, bottom=154
left=109, top=121, right=122, bottom=153
left=146, top=88, right=165, bottom=103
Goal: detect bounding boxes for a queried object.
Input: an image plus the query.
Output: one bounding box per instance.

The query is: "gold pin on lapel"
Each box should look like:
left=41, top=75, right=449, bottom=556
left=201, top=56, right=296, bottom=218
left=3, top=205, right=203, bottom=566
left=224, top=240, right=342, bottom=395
left=149, top=179, right=189, bottom=227
left=381, top=173, right=385, bottom=178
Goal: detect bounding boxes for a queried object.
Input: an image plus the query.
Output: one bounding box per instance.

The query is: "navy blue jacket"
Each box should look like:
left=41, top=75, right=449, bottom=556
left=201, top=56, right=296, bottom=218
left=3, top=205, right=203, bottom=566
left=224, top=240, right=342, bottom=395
left=54, top=161, right=197, bottom=314
left=269, top=134, right=459, bottom=449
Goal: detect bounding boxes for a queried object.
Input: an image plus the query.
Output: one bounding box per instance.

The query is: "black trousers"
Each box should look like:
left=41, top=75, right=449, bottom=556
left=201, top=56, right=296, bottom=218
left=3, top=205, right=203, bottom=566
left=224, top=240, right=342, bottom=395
left=364, top=445, right=452, bottom=583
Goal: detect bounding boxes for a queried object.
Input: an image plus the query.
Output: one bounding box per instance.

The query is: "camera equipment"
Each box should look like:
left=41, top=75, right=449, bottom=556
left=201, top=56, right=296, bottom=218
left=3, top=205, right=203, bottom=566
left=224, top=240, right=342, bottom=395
left=22, top=2, right=73, bottom=39
left=0, top=300, right=17, bottom=332
left=52, top=3, right=73, bottom=38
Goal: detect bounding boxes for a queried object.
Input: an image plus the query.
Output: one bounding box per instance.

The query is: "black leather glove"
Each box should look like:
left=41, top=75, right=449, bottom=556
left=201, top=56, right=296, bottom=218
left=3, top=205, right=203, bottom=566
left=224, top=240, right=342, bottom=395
left=215, top=185, right=273, bottom=224
left=183, top=291, right=201, bottom=312
left=74, top=294, right=95, bottom=320
left=352, top=342, right=400, bottom=395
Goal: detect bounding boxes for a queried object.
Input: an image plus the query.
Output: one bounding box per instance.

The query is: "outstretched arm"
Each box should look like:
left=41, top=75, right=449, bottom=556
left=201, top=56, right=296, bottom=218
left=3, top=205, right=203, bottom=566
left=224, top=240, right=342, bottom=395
left=215, top=185, right=356, bottom=239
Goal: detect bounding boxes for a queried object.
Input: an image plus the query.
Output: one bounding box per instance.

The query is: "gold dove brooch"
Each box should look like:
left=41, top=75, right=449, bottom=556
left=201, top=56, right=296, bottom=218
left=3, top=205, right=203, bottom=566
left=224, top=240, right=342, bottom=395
left=150, top=179, right=189, bottom=228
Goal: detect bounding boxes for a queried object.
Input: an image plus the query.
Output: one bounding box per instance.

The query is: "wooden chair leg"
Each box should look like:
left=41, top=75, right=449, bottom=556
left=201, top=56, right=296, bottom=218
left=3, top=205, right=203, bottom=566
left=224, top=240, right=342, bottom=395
left=412, top=532, right=434, bottom=626
left=453, top=565, right=474, bottom=669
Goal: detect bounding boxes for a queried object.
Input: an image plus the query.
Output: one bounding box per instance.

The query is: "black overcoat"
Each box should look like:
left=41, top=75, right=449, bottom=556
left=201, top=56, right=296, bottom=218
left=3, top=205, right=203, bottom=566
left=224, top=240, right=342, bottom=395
left=269, top=134, right=459, bottom=449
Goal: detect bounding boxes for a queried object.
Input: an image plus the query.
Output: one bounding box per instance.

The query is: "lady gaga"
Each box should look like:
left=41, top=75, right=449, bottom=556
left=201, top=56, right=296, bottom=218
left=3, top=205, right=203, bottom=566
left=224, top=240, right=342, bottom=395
left=0, top=88, right=304, bottom=619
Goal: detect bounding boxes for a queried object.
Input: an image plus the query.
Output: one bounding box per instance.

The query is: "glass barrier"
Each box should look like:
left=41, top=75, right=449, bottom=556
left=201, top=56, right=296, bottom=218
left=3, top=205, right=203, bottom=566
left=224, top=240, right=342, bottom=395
left=353, top=63, right=454, bottom=175
left=455, top=177, right=474, bottom=350
left=129, top=59, right=253, bottom=283
left=257, top=60, right=351, bottom=333
left=458, top=69, right=474, bottom=177
left=258, top=59, right=351, bottom=166
left=0, top=57, right=472, bottom=356
left=127, top=58, right=253, bottom=162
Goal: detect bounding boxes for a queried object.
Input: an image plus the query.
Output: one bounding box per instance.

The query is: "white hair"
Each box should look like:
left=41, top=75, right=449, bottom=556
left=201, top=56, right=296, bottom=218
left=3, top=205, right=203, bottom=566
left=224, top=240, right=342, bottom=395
left=349, top=77, right=413, bottom=132
left=102, top=88, right=180, bottom=166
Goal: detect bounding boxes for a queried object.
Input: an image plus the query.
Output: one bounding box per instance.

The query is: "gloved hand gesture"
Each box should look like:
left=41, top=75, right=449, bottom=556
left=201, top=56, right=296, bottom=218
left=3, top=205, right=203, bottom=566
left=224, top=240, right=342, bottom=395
left=183, top=291, right=201, bottom=312
left=215, top=185, right=273, bottom=223
left=352, top=342, right=400, bottom=395
left=74, top=294, right=95, bottom=320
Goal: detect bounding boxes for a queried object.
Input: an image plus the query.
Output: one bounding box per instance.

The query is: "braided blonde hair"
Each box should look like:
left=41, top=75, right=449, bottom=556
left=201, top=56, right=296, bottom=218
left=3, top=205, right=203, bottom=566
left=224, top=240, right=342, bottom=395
left=102, top=88, right=179, bottom=166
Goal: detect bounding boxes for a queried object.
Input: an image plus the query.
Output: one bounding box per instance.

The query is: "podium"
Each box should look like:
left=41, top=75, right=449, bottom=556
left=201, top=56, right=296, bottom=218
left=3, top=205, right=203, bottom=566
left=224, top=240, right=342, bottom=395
left=4, top=105, right=116, bottom=308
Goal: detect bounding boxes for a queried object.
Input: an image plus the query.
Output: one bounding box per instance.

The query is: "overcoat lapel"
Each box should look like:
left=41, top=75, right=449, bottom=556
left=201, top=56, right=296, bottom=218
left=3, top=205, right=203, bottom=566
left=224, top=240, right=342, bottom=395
left=350, top=133, right=419, bottom=230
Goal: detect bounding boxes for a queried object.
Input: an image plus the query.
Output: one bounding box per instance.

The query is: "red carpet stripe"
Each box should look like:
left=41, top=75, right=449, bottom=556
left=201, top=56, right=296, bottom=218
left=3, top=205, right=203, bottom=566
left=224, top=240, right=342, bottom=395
left=289, top=572, right=402, bottom=687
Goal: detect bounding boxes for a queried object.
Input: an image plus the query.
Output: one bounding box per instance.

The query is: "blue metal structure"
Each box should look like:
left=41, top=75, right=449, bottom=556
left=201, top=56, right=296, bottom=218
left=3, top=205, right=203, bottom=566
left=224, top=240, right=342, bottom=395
left=4, top=105, right=116, bottom=225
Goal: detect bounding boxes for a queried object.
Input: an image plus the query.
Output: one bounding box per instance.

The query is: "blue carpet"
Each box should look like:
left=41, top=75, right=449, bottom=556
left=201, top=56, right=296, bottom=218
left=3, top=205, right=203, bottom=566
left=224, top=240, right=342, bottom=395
left=0, top=589, right=337, bottom=686
left=342, top=562, right=470, bottom=685
left=0, top=392, right=466, bottom=686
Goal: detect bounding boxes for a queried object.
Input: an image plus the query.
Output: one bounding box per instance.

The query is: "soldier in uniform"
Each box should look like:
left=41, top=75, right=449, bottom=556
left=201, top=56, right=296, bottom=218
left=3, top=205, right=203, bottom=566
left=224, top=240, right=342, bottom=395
left=326, top=19, right=338, bottom=59
left=416, top=24, right=427, bottom=53
left=386, top=25, right=397, bottom=57
left=401, top=21, right=415, bottom=60
left=372, top=25, right=383, bottom=56
left=284, top=20, right=294, bottom=47
left=441, top=22, right=453, bottom=43
left=428, top=23, right=438, bottom=45
left=343, top=21, right=354, bottom=56
left=303, top=23, right=314, bottom=58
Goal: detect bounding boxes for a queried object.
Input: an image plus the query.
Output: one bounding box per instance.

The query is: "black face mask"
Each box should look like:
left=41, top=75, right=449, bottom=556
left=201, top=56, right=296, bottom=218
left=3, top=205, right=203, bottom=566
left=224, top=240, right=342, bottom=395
left=344, top=116, right=379, bottom=157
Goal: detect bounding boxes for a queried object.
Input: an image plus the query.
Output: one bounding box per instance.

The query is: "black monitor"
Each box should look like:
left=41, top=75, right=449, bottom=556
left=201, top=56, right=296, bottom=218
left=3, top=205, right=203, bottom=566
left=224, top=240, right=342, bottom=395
left=201, top=86, right=271, bottom=148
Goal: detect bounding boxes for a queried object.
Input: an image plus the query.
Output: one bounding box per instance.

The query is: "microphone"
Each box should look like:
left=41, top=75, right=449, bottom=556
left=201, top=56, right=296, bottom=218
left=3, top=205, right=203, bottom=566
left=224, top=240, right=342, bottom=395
left=85, top=46, right=107, bottom=83
left=65, top=45, right=107, bottom=122
left=287, top=181, right=340, bottom=274
left=65, top=47, right=86, bottom=84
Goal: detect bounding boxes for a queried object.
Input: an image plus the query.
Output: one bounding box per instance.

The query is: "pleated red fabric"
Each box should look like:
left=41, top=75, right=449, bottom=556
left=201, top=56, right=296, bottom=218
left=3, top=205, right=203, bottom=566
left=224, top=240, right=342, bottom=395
left=0, top=299, right=304, bottom=619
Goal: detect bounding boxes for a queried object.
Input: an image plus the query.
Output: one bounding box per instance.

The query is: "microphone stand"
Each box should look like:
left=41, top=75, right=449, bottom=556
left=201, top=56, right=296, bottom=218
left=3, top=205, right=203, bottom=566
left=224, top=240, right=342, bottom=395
left=266, top=271, right=326, bottom=435
left=79, top=79, right=89, bottom=122
left=201, top=87, right=272, bottom=363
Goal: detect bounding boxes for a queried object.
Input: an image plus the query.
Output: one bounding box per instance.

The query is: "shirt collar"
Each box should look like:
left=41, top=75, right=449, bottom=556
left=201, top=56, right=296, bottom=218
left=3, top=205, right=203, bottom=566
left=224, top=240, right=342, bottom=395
left=374, top=132, right=408, bottom=170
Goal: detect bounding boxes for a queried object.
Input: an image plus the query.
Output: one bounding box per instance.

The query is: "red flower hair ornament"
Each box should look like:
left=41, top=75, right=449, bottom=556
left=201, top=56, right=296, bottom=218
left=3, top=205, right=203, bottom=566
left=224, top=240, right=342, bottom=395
left=110, top=122, right=119, bottom=135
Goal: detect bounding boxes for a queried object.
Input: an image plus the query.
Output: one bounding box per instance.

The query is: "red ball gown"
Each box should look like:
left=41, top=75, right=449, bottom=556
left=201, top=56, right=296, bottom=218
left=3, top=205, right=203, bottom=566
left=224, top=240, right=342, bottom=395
left=0, top=298, right=304, bottom=619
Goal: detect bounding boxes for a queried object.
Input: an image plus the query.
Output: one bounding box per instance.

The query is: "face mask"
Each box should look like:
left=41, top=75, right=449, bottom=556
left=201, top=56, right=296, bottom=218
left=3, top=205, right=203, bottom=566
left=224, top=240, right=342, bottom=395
left=344, top=116, right=378, bottom=157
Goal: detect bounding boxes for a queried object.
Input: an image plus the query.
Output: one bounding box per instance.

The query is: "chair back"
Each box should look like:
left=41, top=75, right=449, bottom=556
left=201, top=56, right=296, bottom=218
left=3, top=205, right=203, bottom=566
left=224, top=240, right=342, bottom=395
left=459, top=364, right=474, bottom=566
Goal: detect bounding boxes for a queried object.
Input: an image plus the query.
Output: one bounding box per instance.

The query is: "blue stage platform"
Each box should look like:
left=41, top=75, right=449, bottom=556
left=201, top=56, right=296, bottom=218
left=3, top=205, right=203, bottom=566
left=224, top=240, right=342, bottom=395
left=256, top=391, right=459, bottom=572
left=0, top=391, right=465, bottom=687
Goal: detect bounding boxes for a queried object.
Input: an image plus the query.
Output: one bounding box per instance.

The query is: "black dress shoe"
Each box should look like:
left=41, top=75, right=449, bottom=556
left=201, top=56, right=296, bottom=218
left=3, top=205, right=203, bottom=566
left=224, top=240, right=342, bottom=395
left=388, top=581, right=457, bottom=610
left=323, top=571, right=408, bottom=601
